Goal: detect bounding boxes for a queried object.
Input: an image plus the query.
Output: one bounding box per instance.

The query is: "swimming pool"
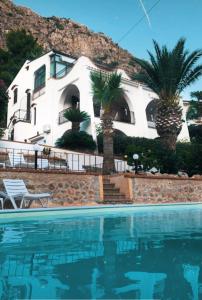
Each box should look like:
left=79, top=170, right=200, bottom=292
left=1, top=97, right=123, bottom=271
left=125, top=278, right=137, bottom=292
left=0, top=204, right=202, bottom=299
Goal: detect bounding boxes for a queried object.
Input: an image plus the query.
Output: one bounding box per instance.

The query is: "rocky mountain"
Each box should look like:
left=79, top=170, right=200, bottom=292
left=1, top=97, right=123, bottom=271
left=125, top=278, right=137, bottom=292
left=0, top=0, right=138, bottom=76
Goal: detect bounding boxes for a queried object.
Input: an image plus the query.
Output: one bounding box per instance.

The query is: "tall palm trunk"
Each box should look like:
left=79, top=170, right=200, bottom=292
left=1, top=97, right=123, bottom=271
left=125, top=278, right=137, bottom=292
left=101, top=112, right=115, bottom=174
left=156, top=100, right=182, bottom=150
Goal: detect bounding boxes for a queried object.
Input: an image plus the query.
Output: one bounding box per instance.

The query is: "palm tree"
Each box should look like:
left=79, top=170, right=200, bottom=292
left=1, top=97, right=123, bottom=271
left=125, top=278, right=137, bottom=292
left=90, top=71, right=124, bottom=174
left=133, top=39, right=202, bottom=150
left=64, top=108, right=90, bottom=132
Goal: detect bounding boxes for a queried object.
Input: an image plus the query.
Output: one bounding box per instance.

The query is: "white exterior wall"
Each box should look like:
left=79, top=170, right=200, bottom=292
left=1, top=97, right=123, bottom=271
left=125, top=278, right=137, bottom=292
left=7, top=51, right=190, bottom=146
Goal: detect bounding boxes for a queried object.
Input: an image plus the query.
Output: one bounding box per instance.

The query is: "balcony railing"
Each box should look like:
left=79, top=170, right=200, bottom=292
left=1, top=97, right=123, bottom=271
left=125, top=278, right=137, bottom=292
left=58, top=108, right=69, bottom=125
left=0, top=147, right=131, bottom=174
left=33, top=86, right=45, bottom=100
left=13, top=109, right=31, bottom=123
left=147, top=121, right=156, bottom=128
left=94, top=111, right=135, bottom=125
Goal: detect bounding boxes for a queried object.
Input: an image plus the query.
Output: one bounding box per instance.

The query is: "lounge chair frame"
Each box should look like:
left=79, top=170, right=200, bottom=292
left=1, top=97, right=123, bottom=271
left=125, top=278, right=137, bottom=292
left=3, top=179, right=52, bottom=209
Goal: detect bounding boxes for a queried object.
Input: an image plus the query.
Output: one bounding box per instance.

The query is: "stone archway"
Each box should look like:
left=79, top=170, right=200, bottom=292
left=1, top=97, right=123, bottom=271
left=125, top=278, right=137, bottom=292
left=112, top=95, right=131, bottom=123
left=58, top=84, right=80, bottom=124
left=60, top=84, right=80, bottom=110
left=93, top=94, right=134, bottom=124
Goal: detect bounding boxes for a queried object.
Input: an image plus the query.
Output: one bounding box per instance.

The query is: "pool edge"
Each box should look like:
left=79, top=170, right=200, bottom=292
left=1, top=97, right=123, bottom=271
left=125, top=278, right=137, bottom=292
left=0, top=201, right=202, bottom=216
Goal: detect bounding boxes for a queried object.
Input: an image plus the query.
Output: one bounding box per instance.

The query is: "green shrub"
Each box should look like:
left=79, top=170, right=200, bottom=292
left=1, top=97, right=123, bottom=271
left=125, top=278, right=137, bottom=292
left=0, top=80, right=8, bottom=128
left=125, top=140, right=202, bottom=176
left=55, top=22, right=64, bottom=30
left=188, top=124, right=202, bottom=143
left=98, top=132, right=202, bottom=175
left=97, top=132, right=130, bottom=155
left=64, top=109, right=90, bottom=123
left=56, top=131, right=96, bottom=152
left=0, top=128, right=4, bottom=139
left=176, top=142, right=202, bottom=176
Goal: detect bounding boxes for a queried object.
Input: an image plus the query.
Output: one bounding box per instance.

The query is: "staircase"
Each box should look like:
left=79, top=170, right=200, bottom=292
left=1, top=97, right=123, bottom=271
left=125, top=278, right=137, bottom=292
left=103, top=177, right=133, bottom=204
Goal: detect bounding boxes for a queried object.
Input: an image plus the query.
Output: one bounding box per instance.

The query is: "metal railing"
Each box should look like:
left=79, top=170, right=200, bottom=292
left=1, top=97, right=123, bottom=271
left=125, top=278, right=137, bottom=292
left=58, top=108, right=69, bottom=124
left=94, top=111, right=136, bottom=125
left=147, top=121, right=156, bottom=128
left=13, top=109, right=31, bottom=123
left=0, top=147, right=130, bottom=173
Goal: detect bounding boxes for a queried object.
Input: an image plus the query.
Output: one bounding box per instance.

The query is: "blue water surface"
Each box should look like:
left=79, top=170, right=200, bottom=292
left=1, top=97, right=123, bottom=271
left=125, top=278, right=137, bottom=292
left=0, top=205, right=202, bottom=300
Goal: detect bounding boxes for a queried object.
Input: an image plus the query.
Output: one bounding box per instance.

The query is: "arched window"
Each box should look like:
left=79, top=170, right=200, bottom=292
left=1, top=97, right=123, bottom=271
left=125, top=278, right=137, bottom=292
left=112, top=96, right=132, bottom=124
left=62, top=85, right=80, bottom=109
left=146, top=100, right=157, bottom=128
left=93, top=95, right=134, bottom=124
left=58, top=84, right=80, bottom=124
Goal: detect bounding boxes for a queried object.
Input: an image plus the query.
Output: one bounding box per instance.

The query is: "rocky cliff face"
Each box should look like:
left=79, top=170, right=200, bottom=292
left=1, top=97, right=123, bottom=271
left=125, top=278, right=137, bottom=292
left=0, top=0, right=138, bottom=76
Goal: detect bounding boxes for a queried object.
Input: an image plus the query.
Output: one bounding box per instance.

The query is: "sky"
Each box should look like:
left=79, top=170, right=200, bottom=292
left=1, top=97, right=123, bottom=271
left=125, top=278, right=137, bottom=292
left=13, top=0, right=202, bottom=99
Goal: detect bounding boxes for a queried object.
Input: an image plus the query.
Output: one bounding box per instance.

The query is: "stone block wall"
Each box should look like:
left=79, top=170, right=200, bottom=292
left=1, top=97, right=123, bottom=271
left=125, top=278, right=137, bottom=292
left=128, top=175, right=202, bottom=203
left=0, top=170, right=101, bottom=207
left=1, top=170, right=202, bottom=208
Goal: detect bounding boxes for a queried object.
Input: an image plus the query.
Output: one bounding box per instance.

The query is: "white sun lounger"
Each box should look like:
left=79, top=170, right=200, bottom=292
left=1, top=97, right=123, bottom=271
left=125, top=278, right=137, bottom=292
left=3, top=179, right=51, bottom=209
left=37, top=158, right=68, bottom=170
left=0, top=191, right=8, bottom=210
left=0, top=197, right=3, bottom=209
left=8, top=152, right=34, bottom=168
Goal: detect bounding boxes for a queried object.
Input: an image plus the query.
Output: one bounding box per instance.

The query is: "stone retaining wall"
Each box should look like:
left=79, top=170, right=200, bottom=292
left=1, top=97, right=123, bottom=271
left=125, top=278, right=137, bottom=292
left=127, top=174, right=202, bottom=203
left=1, top=170, right=202, bottom=208
left=0, top=170, right=101, bottom=207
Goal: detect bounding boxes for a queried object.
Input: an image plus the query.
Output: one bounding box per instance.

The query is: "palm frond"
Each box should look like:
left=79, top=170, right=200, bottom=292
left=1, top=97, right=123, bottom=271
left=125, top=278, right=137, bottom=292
left=190, top=91, right=202, bottom=100
left=90, top=70, right=123, bottom=111
left=133, top=38, right=202, bottom=101
left=179, top=65, right=202, bottom=92
left=90, top=71, right=106, bottom=103
left=64, top=108, right=90, bottom=123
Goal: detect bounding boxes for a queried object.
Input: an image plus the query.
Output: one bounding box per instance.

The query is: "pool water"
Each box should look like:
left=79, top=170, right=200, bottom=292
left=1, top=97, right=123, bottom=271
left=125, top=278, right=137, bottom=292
left=0, top=205, right=202, bottom=299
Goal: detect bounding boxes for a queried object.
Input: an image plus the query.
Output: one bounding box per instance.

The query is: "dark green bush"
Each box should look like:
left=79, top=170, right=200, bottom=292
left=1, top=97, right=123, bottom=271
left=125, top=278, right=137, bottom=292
left=97, top=132, right=202, bottom=175
left=176, top=142, right=202, bottom=176
left=125, top=140, right=202, bottom=176
left=0, top=80, right=8, bottom=128
left=97, top=131, right=131, bottom=155
left=124, top=138, right=177, bottom=174
left=188, top=124, right=202, bottom=143
left=55, top=22, right=64, bottom=30
left=0, top=128, right=4, bottom=139
left=56, top=131, right=96, bottom=152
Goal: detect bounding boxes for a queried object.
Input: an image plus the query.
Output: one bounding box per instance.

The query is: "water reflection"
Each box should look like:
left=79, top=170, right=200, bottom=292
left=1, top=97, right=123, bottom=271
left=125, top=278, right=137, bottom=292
left=0, top=207, right=202, bottom=299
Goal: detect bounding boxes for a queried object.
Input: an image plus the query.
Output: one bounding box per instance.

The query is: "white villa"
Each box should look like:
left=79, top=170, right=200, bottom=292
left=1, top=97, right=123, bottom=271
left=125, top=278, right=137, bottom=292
left=6, top=50, right=190, bottom=146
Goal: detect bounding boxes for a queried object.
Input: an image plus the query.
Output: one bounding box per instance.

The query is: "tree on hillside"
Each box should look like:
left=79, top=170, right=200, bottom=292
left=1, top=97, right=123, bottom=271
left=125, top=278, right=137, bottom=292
left=0, top=79, right=8, bottom=137
left=133, top=39, right=202, bottom=150
left=90, top=71, right=124, bottom=174
left=0, top=29, right=43, bottom=86
left=0, top=29, right=43, bottom=135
